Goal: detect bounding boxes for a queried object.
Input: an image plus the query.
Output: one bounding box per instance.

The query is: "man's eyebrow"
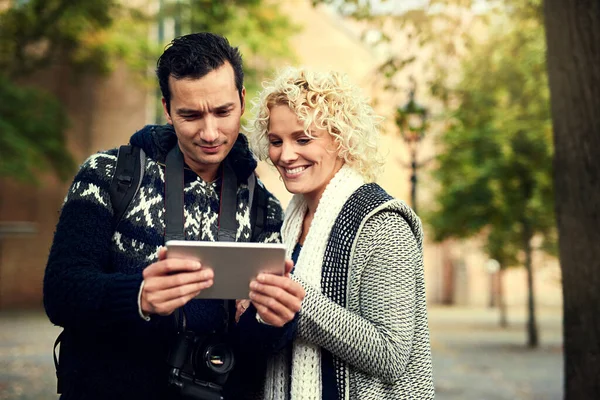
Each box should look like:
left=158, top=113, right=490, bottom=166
left=176, top=103, right=235, bottom=115
left=175, top=108, right=201, bottom=115
left=214, top=102, right=235, bottom=110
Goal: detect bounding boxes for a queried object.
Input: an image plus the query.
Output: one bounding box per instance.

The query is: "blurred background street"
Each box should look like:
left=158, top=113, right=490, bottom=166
left=0, top=305, right=562, bottom=400
left=2, top=0, right=597, bottom=398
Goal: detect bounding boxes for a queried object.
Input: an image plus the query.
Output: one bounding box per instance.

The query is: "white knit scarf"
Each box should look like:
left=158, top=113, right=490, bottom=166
left=276, top=164, right=365, bottom=400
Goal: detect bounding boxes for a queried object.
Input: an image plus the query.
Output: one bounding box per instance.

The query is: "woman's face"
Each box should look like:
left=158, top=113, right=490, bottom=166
left=267, top=105, right=344, bottom=201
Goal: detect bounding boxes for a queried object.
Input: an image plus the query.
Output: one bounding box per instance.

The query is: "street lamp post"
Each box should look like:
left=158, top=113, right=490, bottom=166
left=395, top=86, right=428, bottom=214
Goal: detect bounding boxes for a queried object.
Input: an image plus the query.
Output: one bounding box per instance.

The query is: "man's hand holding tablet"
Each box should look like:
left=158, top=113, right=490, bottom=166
left=141, top=247, right=214, bottom=317
left=163, top=240, right=305, bottom=327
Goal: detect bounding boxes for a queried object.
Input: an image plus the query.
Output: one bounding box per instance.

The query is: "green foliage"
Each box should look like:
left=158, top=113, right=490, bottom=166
left=324, top=0, right=556, bottom=266
left=0, top=75, right=74, bottom=183
left=0, top=0, right=134, bottom=77
left=0, top=0, right=298, bottom=182
left=426, top=6, right=555, bottom=266
left=0, top=0, right=155, bottom=182
left=311, top=0, right=375, bottom=19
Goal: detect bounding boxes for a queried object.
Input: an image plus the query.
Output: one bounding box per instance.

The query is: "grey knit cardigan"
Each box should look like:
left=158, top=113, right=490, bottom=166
left=264, top=183, right=435, bottom=399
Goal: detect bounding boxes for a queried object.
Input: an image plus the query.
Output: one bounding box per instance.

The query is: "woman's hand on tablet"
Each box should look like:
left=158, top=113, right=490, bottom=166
left=235, top=299, right=251, bottom=322
left=249, top=259, right=305, bottom=327
left=140, top=247, right=214, bottom=316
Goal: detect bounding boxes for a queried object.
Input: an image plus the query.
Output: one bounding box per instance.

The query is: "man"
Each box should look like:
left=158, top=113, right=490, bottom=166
left=43, top=32, right=304, bottom=400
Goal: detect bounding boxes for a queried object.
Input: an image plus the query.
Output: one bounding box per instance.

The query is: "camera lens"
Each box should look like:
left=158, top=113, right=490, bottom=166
left=194, top=342, right=235, bottom=375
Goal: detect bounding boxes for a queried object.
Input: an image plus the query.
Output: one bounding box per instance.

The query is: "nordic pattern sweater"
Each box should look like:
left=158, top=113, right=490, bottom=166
left=43, top=125, right=294, bottom=400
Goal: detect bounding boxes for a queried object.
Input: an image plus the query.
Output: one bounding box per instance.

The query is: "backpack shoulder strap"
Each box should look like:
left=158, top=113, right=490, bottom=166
left=109, top=145, right=145, bottom=228
left=53, top=330, right=65, bottom=393
left=53, top=145, right=146, bottom=394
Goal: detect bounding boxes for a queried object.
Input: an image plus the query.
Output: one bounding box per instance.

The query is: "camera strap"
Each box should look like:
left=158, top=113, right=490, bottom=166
left=165, top=144, right=185, bottom=242
left=164, top=144, right=237, bottom=332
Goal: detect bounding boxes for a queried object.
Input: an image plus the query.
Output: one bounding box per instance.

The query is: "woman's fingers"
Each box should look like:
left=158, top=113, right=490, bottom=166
left=252, top=303, right=288, bottom=327
left=249, top=274, right=305, bottom=326
left=253, top=273, right=305, bottom=300
left=250, top=291, right=297, bottom=324
left=235, top=299, right=251, bottom=322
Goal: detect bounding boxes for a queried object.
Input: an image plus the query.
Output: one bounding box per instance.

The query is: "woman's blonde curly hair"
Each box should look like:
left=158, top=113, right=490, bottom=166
left=246, top=66, right=385, bottom=182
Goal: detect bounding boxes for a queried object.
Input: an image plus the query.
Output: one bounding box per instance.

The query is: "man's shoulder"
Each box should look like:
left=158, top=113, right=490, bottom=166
left=80, top=148, right=119, bottom=168
left=74, top=148, right=120, bottom=182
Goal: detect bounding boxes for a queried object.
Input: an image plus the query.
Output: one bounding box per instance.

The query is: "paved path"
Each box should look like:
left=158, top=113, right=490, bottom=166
left=0, top=306, right=562, bottom=399
left=429, top=306, right=563, bottom=400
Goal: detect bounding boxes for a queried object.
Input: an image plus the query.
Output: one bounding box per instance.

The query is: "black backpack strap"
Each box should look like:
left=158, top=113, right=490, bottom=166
left=54, top=145, right=145, bottom=394
left=249, top=174, right=267, bottom=242
left=109, top=145, right=145, bottom=228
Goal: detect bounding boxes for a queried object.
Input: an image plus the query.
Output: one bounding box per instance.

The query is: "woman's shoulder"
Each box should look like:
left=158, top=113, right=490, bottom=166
left=351, top=185, right=424, bottom=249
left=348, top=184, right=417, bottom=222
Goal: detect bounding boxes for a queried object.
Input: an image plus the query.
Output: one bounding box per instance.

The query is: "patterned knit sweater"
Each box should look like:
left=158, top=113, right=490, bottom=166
left=263, top=166, right=435, bottom=400
left=43, top=125, right=293, bottom=400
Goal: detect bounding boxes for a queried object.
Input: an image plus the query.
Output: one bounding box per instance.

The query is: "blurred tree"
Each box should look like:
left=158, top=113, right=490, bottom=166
left=0, top=75, right=71, bottom=182
left=0, top=0, right=298, bottom=182
left=426, top=9, right=555, bottom=347
left=544, top=0, right=600, bottom=397
left=325, top=0, right=557, bottom=343
left=348, top=0, right=545, bottom=106
left=0, top=0, right=154, bottom=183
left=157, top=0, right=299, bottom=123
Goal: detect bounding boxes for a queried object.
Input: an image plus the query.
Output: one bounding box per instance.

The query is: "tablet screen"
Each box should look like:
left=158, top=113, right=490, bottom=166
left=165, top=240, right=286, bottom=299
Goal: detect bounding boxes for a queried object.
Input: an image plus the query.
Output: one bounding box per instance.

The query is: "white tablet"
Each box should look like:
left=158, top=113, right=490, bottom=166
left=165, top=240, right=286, bottom=300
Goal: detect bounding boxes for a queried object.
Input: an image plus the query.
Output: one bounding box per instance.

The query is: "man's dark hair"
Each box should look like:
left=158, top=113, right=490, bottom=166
left=156, top=32, right=244, bottom=113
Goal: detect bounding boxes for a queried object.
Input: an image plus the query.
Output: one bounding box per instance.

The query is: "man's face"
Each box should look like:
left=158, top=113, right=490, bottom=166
left=163, top=62, right=245, bottom=182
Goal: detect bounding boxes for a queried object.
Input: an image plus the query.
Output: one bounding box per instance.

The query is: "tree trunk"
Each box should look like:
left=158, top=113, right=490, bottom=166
left=488, top=272, right=496, bottom=308
left=544, top=0, right=600, bottom=398
left=498, top=268, right=508, bottom=328
left=523, top=226, right=538, bottom=348
left=440, top=240, right=455, bottom=305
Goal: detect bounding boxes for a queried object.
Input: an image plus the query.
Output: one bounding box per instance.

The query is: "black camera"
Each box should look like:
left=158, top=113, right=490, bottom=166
left=166, top=330, right=235, bottom=400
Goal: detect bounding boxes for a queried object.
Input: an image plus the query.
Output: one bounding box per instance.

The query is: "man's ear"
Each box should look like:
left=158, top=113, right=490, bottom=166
left=240, top=86, right=246, bottom=116
left=162, top=98, right=173, bottom=125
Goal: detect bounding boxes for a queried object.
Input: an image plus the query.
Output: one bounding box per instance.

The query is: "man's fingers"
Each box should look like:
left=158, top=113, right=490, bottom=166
left=143, top=259, right=206, bottom=279
left=151, top=292, right=203, bottom=316
left=144, top=269, right=214, bottom=293
left=158, top=246, right=167, bottom=261
left=146, top=280, right=213, bottom=304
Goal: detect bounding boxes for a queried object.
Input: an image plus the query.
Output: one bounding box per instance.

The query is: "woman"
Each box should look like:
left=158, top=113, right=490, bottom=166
left=245, top=67, right=435, bottom=400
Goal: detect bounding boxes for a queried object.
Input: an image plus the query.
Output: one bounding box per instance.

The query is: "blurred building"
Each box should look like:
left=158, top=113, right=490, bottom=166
left=0, top=0, right=561, bottom=310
